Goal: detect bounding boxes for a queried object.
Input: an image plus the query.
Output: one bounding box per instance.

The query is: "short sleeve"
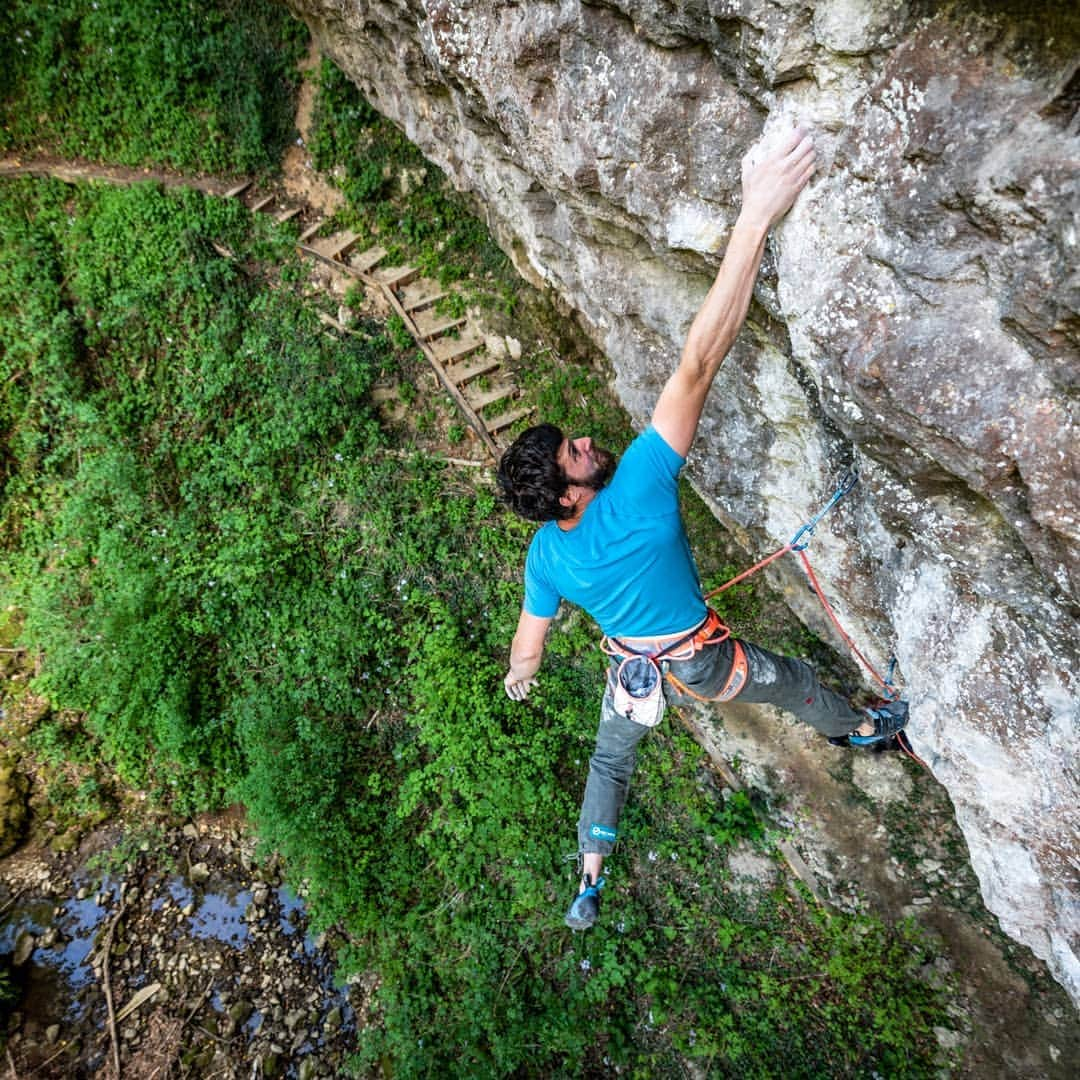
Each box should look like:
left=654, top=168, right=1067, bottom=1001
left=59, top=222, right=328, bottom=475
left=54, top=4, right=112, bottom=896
left=523, top=536, right=561, bottom=618
left=603, top=425, right=685, bottom=513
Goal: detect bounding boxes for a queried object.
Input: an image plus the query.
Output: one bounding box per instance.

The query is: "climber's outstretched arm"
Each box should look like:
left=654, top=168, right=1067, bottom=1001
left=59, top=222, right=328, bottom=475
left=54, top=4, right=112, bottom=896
left=504, top=610, right=552, bottom=701
left=652, top=125, right=815, bottom=459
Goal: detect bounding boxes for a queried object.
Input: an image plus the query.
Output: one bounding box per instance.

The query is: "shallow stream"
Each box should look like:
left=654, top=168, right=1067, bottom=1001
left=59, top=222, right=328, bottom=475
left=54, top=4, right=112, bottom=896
left=0, top=820, right=359, bottom=1079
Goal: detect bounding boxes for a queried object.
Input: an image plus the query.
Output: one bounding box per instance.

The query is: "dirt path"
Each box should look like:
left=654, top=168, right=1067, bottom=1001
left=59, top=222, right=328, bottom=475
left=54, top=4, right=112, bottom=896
left=0, top=155, right=238, bottom=195
left=280, top=40, right=344, bottom=217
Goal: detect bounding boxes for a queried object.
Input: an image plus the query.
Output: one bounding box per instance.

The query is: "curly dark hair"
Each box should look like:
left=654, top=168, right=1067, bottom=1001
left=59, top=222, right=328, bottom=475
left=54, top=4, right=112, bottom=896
left=496, top=423, right=573, bottom=522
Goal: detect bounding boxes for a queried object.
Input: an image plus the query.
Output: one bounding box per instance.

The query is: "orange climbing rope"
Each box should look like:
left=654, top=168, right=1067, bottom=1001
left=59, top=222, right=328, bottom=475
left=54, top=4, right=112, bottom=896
left=700, top=471, right=926, bottom=767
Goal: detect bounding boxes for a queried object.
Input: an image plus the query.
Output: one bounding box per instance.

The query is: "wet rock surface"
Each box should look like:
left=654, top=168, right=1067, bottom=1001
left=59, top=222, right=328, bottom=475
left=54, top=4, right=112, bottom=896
left=0, top=815, right=363, bottom=1079
left=286, top=0, right=1080, bottom=1006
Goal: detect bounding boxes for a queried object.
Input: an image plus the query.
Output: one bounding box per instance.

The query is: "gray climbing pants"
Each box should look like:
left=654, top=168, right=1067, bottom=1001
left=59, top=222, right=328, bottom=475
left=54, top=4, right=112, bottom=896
left=577, top=636, right=863, bottom=855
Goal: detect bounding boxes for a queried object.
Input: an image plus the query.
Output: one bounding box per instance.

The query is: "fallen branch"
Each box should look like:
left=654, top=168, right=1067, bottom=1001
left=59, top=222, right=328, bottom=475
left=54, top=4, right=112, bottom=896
left=100, top=901, right=127, bottom=1079
left=495, top=942, right=527, bottom=1000
left=0, top=889, right=24, bottom=917
left=377, top=447, right=489, bottom=469
left=22, top=1038, right=71, bottom=1077
left=180, top=978, right=216, bottom=1033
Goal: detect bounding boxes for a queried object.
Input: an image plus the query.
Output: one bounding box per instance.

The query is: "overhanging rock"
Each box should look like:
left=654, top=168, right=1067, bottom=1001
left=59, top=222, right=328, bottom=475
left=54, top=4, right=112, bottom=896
left=287, top=0, right=1080, bottom=1005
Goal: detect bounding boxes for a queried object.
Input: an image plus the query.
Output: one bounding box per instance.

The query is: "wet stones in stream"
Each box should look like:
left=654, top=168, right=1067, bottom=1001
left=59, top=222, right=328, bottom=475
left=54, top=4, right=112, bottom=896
left=0, top=816, right=360, bottom=1078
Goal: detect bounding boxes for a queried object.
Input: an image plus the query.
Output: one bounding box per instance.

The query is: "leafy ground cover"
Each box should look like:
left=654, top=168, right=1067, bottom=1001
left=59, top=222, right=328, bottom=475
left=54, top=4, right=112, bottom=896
left=0, top=16, right=958, bottom=1073
left=0, top=0, right=306, bottom=175
left=0, top=173, right=955, bottom=1074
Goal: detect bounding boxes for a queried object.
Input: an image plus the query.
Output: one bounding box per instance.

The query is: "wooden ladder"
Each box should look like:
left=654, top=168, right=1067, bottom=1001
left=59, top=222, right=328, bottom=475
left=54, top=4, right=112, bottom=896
left=224, top=184, right=532, bottom=460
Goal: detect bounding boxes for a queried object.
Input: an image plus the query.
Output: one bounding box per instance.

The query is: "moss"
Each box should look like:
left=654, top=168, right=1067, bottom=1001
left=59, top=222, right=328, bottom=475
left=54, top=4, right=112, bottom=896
left=0, top=753, right=29, bottom=856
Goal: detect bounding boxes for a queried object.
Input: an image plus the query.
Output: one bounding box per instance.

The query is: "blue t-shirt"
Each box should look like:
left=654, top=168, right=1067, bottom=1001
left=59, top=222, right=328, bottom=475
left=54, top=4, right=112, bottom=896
left=523, top=426, right=708, bottom=637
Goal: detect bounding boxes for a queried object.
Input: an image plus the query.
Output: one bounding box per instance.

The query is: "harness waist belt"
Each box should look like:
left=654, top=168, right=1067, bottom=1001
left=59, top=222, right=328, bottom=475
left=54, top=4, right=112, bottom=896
left=604, top=607, right=730, bottom=663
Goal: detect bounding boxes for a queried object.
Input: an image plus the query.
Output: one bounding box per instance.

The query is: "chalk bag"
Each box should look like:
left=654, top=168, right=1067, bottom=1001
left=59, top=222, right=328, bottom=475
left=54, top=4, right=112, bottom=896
left=612, top=654, right=665, bottom=728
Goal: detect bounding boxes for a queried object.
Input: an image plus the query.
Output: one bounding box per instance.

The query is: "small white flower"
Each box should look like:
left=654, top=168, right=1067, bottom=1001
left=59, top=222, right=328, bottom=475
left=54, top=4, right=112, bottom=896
left=647, top=850, right=658, bottom=862
left=579, top=958, right=591, bottom=973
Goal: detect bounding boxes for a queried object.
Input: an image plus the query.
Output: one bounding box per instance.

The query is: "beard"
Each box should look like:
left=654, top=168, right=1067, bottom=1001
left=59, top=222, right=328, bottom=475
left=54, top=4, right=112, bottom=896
left=582, top=447, right=616, bottom=490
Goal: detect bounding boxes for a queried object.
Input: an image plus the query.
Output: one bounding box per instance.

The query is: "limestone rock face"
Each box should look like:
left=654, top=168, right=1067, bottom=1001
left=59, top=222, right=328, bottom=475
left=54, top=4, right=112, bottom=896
left=287, top=0, right=1080, bottom=1004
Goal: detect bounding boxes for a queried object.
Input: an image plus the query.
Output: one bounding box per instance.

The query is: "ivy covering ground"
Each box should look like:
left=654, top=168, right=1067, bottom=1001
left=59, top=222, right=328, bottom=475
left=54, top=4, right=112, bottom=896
left=0, top=7, right=956, bottom=1075
left=0, top=0, right=306, bottom=174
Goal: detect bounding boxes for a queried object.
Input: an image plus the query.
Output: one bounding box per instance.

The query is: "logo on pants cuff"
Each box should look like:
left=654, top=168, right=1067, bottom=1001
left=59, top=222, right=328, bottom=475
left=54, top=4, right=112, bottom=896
left=589, top=823, right=617, bottom=842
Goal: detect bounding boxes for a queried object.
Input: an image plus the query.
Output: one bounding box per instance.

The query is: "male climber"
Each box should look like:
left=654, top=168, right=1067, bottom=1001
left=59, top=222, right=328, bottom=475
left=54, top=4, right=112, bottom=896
left=496, top=125, right=908, bottom=931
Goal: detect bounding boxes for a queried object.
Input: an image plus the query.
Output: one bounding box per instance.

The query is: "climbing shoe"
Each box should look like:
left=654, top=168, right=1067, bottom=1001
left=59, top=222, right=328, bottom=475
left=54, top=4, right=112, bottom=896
left=564, top=874, right=605, bottom=931
left=849, top=699, right=909, bottom=746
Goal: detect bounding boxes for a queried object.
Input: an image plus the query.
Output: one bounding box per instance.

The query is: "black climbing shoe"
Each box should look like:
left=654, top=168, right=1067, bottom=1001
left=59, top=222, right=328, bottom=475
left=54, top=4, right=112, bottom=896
left=564, top=874, right=605, bottom=931
left=849, top=699, right=909, bottom=746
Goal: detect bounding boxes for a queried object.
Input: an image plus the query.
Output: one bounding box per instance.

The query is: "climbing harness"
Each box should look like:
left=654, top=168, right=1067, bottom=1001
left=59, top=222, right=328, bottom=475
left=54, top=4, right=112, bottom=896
left=601, top=469, right=926, bottom=767
left=664, top=639, right=748, bottom=706
left=602, top=609, right=737, bottom=725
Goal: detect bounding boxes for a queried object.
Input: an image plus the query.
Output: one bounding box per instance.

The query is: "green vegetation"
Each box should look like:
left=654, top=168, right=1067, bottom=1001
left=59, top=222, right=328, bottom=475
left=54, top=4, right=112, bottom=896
left=0, top=175, right=954, bottom=1076
left=308, top=60, right=517, bottom=303
left=0, top=19, right=956, bottom=1075
left=0, top=0, right=306, bottom=174
left=0, top=954, right=18, bottom=1033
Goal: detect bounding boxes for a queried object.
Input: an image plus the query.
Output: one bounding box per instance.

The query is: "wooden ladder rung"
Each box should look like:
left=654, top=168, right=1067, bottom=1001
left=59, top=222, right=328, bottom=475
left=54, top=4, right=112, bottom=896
left=414, top=312, right=466, bottom=340
left=298, top=219, right=324, bottom=243
left=484, top=405, right=534, bottom=434
left=224, top=180, right=252, bottom=199
left=276, top=207, right=302, bottom=224
left=432, top=331, right=485, bottom=365
left=399, top=278, right=447, bottom=312
left=316, top=310, right=347, bottom=333
left=447, top=354, right=499, bottom=385
left=250, top=194, right=275, bottom=213
left=350, top=245, right=388, bottom=273
left=320, top=230, right=359, bottom=261
left=468, top=383, right=517, bottom=411
left=373, top=264, right=419, bottom=288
